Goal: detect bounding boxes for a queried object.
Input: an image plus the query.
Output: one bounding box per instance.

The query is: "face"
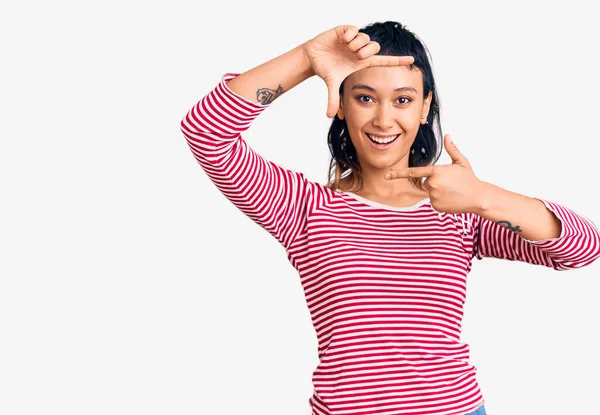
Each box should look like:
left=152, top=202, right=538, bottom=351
left=337, top=66, right=432, bottom=172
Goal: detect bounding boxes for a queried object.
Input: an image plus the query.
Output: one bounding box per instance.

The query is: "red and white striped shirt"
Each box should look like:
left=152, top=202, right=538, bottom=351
left=180, top=73, right=600, bottom=415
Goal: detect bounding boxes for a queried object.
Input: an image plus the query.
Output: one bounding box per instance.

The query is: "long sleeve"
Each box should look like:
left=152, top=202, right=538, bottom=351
left=180, top=73, right=310, bottom=250
left=472, top=198, right=600, bottom=270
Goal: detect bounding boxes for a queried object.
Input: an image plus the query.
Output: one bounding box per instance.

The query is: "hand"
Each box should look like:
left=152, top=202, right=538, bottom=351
left=303, top=25, right=415, bottom=118
left=384, top=135, right=487, bottom=214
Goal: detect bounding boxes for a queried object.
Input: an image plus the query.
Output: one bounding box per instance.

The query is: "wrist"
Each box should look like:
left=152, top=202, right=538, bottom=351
left=473, top=180, right=493, bottom=215
left=299, top=42, right=315, bottom=78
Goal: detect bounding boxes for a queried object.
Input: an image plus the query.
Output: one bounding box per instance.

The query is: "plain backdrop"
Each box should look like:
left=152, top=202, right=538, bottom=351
left=1, top=1, right=599, bottom=414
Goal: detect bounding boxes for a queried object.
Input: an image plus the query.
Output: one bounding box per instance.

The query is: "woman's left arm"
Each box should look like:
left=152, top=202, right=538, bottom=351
left=476, top=182, right=562, bottom=241
left=473, top=181, right=600, bottom=270
left=385, top=134, right=600, bottom=270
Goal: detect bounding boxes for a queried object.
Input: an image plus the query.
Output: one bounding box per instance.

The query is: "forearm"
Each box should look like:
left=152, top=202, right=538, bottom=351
left=225, top=42, right=314, bottom=105
left=475, top=181, right=562, bottom=241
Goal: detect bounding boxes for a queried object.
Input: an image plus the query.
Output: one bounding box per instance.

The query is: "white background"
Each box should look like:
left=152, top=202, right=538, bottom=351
left=1, top=1, right=599, bottom=414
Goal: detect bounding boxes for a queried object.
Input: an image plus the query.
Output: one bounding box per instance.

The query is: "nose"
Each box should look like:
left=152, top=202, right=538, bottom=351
left=372, top=103, right=396, bottom=130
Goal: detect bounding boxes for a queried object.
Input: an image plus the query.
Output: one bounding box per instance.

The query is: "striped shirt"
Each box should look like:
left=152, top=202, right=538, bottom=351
left=180, top=72, right=600, bottom=415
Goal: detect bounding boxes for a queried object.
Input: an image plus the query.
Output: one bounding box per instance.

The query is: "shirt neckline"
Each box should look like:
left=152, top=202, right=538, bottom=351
left=340, top=191, right=431, bottom=212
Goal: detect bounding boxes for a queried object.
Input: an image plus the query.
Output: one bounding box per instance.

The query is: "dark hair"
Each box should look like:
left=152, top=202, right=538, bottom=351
left=326, top=21, right=443, bottom=193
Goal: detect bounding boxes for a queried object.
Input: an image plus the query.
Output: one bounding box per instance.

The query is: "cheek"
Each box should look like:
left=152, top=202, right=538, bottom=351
left=406, top=107, right=424, bottom=127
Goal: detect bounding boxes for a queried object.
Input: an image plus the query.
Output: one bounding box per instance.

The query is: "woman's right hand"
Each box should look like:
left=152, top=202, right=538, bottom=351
left=302, top=25, right=415, bottom=119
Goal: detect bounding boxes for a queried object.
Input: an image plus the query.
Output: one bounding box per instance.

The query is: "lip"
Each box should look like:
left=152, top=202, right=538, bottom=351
left=366, top=133, right=400, bottom=150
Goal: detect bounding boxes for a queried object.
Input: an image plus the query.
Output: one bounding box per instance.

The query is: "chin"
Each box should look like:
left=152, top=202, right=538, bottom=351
left=364, top=158, right=400, bottom=171
left=366, top=151, right=408, bottom=167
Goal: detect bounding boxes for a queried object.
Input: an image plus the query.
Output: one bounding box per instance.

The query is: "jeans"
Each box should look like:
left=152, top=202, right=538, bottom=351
left=465, top=404, right=487, bottom=415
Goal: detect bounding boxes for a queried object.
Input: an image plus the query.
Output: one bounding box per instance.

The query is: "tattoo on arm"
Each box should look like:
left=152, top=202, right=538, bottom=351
left=256, top=85, right=283, bottom=105
left=496, top=220, right=522, bottom=233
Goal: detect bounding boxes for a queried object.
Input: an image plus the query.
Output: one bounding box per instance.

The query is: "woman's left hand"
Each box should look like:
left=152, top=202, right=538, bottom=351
left=384, top=134, right=487, bottom=214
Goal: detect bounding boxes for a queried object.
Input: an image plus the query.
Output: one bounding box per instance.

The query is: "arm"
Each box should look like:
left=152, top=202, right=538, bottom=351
left=225, top=43, right=314, bottom=104
left=476, top=181, right=562, bottom=241
left=472, top=181, right=600, bottom=270
left=180, top=43, right=315, bottom=250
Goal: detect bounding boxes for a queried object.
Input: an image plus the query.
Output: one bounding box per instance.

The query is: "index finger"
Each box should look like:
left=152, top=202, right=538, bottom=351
left=385, top=166, right=435, bottom=180
left=368, top=55, right=414, bottom=67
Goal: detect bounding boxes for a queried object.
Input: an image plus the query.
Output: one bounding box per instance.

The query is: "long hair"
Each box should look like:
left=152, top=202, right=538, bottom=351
left=325, top=21, right=443, bottom=193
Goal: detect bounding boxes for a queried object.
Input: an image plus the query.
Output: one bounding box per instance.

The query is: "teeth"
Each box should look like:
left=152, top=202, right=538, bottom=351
left=368, top=134, right=398, bottom=144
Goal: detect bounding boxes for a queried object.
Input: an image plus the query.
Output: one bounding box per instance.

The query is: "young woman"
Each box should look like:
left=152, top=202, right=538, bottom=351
left=180, top=21, right=600, bottom=415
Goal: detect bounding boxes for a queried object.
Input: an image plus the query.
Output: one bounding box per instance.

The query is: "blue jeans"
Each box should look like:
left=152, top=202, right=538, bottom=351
left=465, top=404, right=487, bottom=415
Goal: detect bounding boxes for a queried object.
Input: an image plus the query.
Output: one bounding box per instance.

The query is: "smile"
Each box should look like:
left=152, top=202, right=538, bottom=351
left=367, top=133, right=399, bottom=148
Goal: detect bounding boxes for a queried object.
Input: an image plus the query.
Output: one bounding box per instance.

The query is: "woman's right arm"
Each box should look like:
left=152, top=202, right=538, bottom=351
left=181, top=25, right=413, bottom=250
left=180, top=42, right=316, bottom=251
left=224, top=43, right=314, bottom=105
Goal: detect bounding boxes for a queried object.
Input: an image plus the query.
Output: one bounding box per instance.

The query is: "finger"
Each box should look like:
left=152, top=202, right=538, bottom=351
left=385, top=166, right=435, bottom=179
left=421, top=177, right=431, bottom=192
left=367, top=54, right=415, bottom=67
left=347, top=32, right=371, bottom=53
left=444, top=134, right=466, bottom=164
left=326, top=80, right=341, bottom=118
left=336, top=25, right=359, bottom=44
left=355, top=41, right=380, bottom=60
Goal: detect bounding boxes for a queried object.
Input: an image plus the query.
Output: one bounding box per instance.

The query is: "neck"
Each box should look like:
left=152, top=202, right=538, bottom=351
left=356, top=160, right=420, bottom=198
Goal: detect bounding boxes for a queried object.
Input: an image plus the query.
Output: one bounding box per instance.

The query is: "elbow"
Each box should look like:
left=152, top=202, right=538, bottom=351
left=180, top=112, right=191, bottom=134
left=585, top=231, right=600, bottom=269
left=553, top=229, right=600, bottom=271
left=584, top=223, right=600, bottom=268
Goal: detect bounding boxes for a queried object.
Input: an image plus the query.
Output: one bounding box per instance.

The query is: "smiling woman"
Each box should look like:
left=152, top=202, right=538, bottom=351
left=335, top=66, right=432, bottom=193
left=181, top=20, right=600, bottom=415
left=326, top=22, right=443, bottom=197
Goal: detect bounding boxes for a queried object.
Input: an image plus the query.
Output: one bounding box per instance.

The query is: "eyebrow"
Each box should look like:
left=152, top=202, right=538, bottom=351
left=351, top=84, right=418, bottom=94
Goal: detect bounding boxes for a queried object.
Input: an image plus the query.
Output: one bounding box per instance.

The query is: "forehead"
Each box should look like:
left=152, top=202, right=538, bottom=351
left=346, top=66, right=423, bottom=92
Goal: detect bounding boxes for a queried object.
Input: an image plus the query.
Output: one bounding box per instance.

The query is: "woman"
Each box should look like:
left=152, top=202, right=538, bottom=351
left=180, top=21, right=599, bottom=415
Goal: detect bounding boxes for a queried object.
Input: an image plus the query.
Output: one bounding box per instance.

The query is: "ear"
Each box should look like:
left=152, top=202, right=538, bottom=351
left=421, top=91, right=432, bottom=124
left=337, top=94, right=345, bottom=120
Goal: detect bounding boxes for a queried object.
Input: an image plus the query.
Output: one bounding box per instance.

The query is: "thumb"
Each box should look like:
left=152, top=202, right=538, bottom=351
left=326, top=80, right=341, bottom=118
left=445, top=134, right=465, bottom=164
